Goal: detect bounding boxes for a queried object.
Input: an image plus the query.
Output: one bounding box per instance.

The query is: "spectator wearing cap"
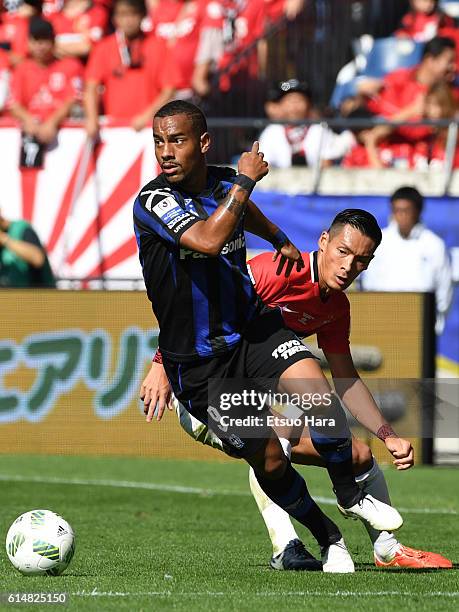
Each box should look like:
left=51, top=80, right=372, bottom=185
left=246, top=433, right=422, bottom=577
left=361, top=186, right=453, bottom=334
left=8, top=16, right=83, bottom=144
left=258, top=79, right=355, bottom=168
left=84, top=0, right=180, bottom=135
left=0, top=0, right=42, bottom=67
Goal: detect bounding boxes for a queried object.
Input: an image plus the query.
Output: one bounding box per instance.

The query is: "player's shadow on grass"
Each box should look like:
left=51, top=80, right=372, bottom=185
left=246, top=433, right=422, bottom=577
left=355, top=562, right=459, bottom=573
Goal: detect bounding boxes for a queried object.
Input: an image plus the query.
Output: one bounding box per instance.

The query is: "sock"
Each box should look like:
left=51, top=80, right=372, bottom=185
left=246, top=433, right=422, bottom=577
left=248, top=467, right=299, bottom=556
left=355, top=458, right=400, bottom=560
left=309, top=395, right=361, bottom=508
left=255, top=461, right=342, bottom=549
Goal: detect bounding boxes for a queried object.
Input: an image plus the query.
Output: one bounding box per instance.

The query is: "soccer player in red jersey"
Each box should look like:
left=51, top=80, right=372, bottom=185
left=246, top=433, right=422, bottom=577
left=142, top=208, right=452, bottom=571
left=8, top=17, right=83, bottom=145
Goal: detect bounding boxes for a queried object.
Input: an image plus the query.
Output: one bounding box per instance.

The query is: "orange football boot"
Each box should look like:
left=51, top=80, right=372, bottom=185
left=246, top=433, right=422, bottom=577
left=375, top=545, right=452, bottom=569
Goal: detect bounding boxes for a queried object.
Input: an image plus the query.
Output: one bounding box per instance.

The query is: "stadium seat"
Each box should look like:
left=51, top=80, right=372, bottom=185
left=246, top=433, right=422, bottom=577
left=363, top=37, right=424, bottom=79
left=330, top=37, right=424, bottom=109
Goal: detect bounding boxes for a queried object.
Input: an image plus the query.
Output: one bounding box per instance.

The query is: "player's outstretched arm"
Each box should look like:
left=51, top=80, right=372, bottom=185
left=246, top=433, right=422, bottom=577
left=244, top=200, right=304, bottom=277
left=179, top=142, right=268, bottom=256
left=326, top=351, right=414, bottom=470
left=140, top=357, right=173, bottom=423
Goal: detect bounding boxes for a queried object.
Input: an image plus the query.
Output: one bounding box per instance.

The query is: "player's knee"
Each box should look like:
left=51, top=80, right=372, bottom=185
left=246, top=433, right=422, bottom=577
left=352, top=439, right=373, bottom=474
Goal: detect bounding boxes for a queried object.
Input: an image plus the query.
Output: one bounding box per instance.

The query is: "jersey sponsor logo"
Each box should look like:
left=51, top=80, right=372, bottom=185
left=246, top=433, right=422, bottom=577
left=179, top=233, right=245, bottom=259
left=173, top=217, right=195, bottom=234
left=272, top=339, right=309, bottom=360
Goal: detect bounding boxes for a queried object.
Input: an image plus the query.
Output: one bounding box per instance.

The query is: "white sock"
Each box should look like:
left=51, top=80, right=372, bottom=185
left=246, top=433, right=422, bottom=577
left=355, top=458, right=401, bottom=560
left=248, top=437, right=299, bottom=556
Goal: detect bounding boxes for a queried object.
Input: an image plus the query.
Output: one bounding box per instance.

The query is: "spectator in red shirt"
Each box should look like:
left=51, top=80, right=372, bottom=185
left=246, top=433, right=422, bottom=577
left=412, top=81, right=459, bottom=168
left=395, top=0, right=454, bottom=43
left=49, top=0, right=109, bottom=60
left=84, top=0, right=180, bottom=136
left=8, top=17, right=82, bottom=144
left=0, top=0, right=42, bottom=67
left=148, top=0, right=207, bottom=98
left=366, top=36, right=456, bottom=142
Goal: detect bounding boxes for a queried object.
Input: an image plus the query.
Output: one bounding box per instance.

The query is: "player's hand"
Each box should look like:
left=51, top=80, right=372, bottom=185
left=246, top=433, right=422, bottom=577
left=237, top=141, right=269, bottom=182
left=273, top=241, right=305, bottom=277
left=131, top=113, right=148, bottom=132
left=140, top=362, right=173, bottom=423
left=384, top=437, right=414, bottom=470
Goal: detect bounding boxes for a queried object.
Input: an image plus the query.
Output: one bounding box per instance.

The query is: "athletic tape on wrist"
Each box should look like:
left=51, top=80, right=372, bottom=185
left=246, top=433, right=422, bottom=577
left=234, top=173, right=256, bottom=194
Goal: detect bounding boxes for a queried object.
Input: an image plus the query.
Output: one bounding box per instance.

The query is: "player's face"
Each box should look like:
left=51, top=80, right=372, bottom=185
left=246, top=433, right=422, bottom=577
left=153, top=114, right=210, bottom=186
left=318, top=225, right=375, bottom=291
left=391, top=198, right=420, bottom=237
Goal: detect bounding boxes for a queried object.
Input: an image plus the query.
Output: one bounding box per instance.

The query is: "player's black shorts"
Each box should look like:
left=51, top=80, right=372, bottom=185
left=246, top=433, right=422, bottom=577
left=163, top=306, right=315, bottom=458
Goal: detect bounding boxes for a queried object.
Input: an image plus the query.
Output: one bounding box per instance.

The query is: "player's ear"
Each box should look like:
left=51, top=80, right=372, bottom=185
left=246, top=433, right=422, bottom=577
left=200, top=132, right=211, bottom=154
left=318, top=231, right=329, bottom=251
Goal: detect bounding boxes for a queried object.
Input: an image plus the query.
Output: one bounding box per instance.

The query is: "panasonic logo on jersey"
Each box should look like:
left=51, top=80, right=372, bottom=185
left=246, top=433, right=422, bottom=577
left=180, top=233, right=245, bottom=259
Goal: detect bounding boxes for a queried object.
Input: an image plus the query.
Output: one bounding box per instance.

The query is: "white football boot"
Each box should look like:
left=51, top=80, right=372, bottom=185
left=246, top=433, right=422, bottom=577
left=321, top=538, right=355, bottom=573
left=337, top=494, right=403, bottom=532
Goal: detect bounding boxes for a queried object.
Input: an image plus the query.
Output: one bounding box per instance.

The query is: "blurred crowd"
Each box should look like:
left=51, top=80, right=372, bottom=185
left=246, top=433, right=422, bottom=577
left=0, top=0, right=304, bottom=146
left=0, top=0, right=458, bottom=170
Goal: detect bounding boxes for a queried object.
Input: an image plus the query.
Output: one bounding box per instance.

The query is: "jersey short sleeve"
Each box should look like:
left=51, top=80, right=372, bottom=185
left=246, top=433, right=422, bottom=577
left=134, top=186, right=201, bottom=245
left=316, top=301, right=351, bottom=354
left=247, top=251, right=290, bottom=304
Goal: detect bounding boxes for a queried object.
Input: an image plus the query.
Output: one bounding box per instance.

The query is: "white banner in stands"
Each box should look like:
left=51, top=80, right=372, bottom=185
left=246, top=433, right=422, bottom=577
left=0, top=127, right=159, bottom=284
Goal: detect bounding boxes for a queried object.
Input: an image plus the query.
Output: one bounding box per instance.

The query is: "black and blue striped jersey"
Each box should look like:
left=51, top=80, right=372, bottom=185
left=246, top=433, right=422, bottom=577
left=133, top=166, right=261, bottom=362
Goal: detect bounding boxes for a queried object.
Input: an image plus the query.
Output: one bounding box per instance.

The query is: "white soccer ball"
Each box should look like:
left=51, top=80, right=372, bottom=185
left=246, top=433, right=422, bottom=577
left=5, top=509, right=75, bottom=576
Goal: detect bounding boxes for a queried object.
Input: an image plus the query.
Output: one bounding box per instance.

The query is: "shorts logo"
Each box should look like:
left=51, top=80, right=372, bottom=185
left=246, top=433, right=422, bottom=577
left=228, top=434, right=245, bottom=449
left=272, top=339, right=309, bottom=360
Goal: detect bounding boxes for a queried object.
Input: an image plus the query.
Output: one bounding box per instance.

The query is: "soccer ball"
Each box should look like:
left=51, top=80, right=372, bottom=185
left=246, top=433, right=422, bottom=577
left=5, top=509, right=75, bottom=576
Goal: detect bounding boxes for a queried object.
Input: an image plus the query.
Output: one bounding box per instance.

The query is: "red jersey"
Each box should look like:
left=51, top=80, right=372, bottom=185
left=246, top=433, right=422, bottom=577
left=149, top=0, right=208, bottom=90
left=217, top=0, right=265, bottom=90
left=8, top=57, right=82, bottom=120
left=0, top=13, right=29, bottom=63
left=49, top=4, right=109, bottom=44
left=85, top=33, right=180, bottom=118
left=248, top=250, right=351, bottom=353
left=367, top=66, right=432, bottom=141
left=395, top=10, right=454, bottom=42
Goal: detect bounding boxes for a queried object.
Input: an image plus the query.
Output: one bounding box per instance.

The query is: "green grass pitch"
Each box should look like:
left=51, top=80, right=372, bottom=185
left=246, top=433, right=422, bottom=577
left=0, top=455, right=457, bottom=611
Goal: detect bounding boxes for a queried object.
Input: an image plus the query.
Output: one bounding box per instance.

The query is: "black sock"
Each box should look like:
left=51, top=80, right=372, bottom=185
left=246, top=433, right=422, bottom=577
left=255, top=462, right=342, bottom=548
left=309, top=395, right=361, bottom=508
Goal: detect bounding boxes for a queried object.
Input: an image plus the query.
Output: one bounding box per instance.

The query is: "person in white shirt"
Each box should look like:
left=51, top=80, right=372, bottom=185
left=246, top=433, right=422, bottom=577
left=361, top=186, right=453, bottom=333
left=258, top=79, right=355, bottom=168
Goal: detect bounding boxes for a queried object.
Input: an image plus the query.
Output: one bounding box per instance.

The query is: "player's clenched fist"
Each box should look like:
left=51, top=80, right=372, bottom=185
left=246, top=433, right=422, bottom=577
left=238, top=141, right=269, bottom=182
